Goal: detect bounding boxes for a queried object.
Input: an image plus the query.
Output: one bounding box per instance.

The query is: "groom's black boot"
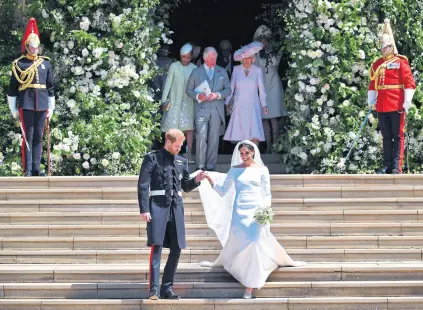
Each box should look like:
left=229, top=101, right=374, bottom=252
left=149, top=245, right=162, bottom=300
left=160, top=245, right=181, bottom=299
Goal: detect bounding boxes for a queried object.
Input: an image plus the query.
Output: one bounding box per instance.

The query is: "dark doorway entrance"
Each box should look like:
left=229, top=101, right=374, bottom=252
left=168, top=0, right=277, bottom=58
left=165, top=0, right=284, bottom=155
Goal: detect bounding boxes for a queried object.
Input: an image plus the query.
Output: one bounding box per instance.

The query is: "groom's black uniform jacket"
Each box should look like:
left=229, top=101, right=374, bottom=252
left=138, top=148, right=199, bottom=249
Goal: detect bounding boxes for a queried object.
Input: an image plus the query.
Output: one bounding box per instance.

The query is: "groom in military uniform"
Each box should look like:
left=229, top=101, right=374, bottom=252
left=7, top=18, right=55, bottom=176
left=138, top=129, right=206, bottom=300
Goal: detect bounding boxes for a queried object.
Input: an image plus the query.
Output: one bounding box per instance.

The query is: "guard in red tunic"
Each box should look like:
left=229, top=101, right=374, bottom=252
left=7, top=18, right=55, bottom=176
left=368, top=19, right=416, bottom=174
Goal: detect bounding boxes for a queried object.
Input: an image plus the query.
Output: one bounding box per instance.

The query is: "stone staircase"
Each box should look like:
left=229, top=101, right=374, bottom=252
left=1, top=174, right=423, bottom=309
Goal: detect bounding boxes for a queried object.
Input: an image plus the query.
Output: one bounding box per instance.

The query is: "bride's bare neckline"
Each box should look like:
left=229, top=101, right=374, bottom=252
left=232, top=164, right=264, bottom=169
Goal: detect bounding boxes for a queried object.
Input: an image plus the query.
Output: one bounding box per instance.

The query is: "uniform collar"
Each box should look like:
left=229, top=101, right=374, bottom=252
left=383, top=53, right=395, bottom=61
left=161, top=148, right=175, bottom=159
left=25, top=54, right=38, bottom=61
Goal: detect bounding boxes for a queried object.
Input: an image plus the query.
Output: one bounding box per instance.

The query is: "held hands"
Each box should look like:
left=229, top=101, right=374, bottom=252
left=195, top=170, right=207, bottom=183
left=141, top=212, right=152, bottom=222
left=203, top=172, right=214, bottom=187
left=263, top=106, right=269, bottom=115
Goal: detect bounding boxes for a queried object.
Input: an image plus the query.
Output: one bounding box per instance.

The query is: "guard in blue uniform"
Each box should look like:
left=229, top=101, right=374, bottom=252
left=138, top=129, right=205, bottom=300
left=7, top=18, right=55, bottom=176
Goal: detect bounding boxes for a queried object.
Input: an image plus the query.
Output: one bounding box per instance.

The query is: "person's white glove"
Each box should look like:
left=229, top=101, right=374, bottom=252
left=47, top=96, right=55, bottom=119
left=7, top=96, right=18, bottom=118
left=367, top=90, right=377, bottom=106
left=403, top=89, right=416, bottom=113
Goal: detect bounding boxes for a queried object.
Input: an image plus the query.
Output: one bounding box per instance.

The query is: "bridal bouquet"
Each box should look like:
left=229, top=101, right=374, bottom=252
left=254, top=206, right=274, bottom=225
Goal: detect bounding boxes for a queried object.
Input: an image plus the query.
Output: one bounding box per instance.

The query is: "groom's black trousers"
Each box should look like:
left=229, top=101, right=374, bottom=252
left=149, top=215, right=181, bottom=292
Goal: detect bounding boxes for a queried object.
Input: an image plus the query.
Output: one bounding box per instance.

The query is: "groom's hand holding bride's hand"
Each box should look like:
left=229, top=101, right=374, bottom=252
left=195, top=171, right=207, bottom=183
left=203, top=172, right=214, bottom=187
left=140, top=212, right=152, bottom=222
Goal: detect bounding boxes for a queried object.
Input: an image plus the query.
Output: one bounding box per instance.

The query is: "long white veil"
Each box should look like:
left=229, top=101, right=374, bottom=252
left=196, top=140, right=263, bottom=246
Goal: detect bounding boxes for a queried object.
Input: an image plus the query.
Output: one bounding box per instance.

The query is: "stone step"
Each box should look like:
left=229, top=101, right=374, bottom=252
left=2, top=174, right=423, bottom=189
left=0, top=263, right=423, bottom=283
left=1, top=186, right=423, bottom=201
left=3, top=297, right=423, bottom=310
left=0, top=248, right=420, bottom=264
left=183, top=185, right=422, bottom=200
left=2, top=280, right=423, bottom=299
left=1, top=210, right=423, bottom=224
left=2, top=235, right=423, bottom=250
left=4, top=198, right=423, bottom=213
left=3, top=222, right=423, bottom=238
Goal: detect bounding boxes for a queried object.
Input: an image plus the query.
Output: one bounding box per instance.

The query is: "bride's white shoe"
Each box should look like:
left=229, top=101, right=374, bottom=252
left=199, top=261, right=214, bottom=267
left=243, top=288, right=252, bottom=299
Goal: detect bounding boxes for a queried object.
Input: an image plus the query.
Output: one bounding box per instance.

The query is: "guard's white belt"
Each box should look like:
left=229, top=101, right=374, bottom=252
left=150, top=190, right=182, bottom=197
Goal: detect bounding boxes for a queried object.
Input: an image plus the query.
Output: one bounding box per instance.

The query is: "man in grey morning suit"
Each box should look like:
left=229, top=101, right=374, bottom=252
left=186, top=47, right=231, bottom=171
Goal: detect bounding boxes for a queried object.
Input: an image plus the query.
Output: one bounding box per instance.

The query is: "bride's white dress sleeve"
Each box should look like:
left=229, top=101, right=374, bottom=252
left=212, top=169, right=235, bottom=196
left=261, top=167, right=272, bottom=207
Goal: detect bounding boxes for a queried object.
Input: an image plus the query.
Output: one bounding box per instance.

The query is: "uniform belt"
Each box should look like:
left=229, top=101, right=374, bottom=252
left=150, top=190, right=182, bottom=197
left=378, top=84, right=404, bottom=90
left=19, top=84, right=46, bottom=90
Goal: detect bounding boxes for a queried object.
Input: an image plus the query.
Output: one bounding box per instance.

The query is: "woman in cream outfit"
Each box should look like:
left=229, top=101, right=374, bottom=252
left=161, top=43, right=197, bottom=162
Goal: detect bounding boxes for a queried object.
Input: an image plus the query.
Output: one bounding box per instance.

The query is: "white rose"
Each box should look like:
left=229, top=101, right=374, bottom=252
left=90, top=158, right=97, bottom=165
left=63, top=48, right=69, bottom=54
left=73, top=153, right=81, bottom=160
left=358, top=50, right=366, bottom=60
left=83, top=153, right=90, bottom=160
left=317, top=98, right=323, bottom=105
left=66, top=99, right=76, bottom=108
left=343, top=100, right=350, bottom=107
left=42, top=9, right=49, bottom=18
left=82, top=161, right=90, bottom=169
left=112, top=152, right=120, bottom=159
left=67, top=41, right=74, bottom=49
left=11, top=162, right=21, bottom=172
left=82, top=48, right=89, bottom=57
left=101, top=159, right=109, bottom=167
left=295, top=94, right=304, bottom=103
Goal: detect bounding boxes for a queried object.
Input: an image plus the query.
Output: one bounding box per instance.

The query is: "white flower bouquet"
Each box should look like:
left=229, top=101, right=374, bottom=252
left=254, top=206, right=274, bottom=225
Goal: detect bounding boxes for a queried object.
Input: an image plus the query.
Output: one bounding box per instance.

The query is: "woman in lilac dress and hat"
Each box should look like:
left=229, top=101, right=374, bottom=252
left=224, top=42, right=269, bottom=146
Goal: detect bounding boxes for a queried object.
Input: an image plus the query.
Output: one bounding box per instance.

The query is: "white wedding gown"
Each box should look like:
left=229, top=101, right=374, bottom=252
left=199, top=166, right=305, bottom=289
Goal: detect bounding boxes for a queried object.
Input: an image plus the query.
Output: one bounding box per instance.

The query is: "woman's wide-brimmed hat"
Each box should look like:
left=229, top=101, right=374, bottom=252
left=253, top=25, right=272, bottom=41
left=233, top=41, right=263, bottom=61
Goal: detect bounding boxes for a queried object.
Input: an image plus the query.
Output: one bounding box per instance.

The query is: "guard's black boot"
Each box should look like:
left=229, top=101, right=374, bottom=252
left=33, top=170, right=47, bottom=177
left=376, top=167, right=392, bottom=174
left=24, top=169, right=32, bottom=177
left=392, top=168, right=402, bottom=174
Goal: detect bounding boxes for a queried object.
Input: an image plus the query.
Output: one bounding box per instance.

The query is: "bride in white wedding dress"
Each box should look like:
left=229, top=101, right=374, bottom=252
left=199, top=140, right=306, bottom=299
